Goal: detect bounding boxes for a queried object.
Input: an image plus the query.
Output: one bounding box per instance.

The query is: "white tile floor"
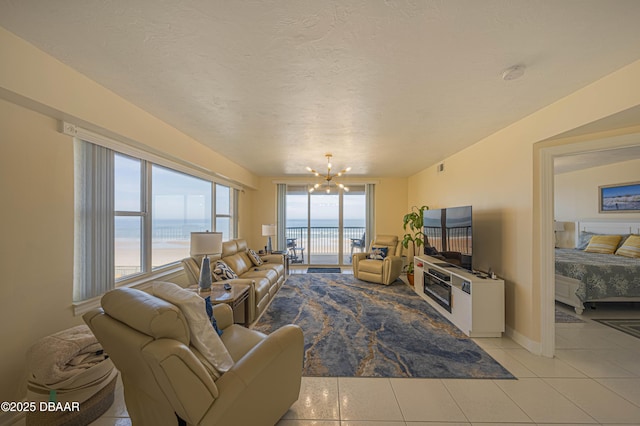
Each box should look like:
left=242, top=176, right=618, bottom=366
left=85, top=273, right=640, bottom=425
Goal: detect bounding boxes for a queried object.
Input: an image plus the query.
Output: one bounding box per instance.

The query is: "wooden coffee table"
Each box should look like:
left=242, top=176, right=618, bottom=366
left=191, top=283, right=250, bottom=324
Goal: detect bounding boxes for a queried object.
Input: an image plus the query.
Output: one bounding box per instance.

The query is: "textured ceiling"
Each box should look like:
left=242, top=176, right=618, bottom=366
left=2, top=0, right=640, bottom=177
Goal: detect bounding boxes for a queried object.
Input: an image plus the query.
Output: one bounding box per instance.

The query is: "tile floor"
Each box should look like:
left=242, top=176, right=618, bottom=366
left=56, top=271, right=640, bottom=425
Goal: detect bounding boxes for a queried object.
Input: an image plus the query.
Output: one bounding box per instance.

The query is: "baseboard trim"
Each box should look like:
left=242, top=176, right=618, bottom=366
left=504, top=325, right=544, bottom=356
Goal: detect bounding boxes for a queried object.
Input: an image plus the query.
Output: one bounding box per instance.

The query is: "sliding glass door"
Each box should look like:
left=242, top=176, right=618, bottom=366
left=285, top=184, right=366, bottom=265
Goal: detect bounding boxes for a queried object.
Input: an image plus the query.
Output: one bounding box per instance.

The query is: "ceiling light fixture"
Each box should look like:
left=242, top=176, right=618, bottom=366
left=306, top=154, right=351, bottom=193
left=502, top=64, right=526, bottom=81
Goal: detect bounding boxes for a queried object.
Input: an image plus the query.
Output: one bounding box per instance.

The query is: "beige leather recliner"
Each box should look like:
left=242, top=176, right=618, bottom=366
left=83, top=287, right=303, bottom=426
left=352, top=235, right=403, bottom=285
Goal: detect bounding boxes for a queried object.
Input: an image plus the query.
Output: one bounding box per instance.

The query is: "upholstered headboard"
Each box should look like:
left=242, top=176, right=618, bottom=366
left=574, top=220, right=640, bottom=246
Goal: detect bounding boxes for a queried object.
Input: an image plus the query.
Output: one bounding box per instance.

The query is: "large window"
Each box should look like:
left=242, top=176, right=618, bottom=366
left=151, top=165, right=212, bottom=270
left=215, top=183, right=233, bottom=241
left=284, top=184, right=368, bottom=265
left=76, top=139, right=237, bottom=301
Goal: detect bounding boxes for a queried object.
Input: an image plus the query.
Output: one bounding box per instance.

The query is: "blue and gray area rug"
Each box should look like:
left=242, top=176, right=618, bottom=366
left=253, top=274, right=514, bottom=379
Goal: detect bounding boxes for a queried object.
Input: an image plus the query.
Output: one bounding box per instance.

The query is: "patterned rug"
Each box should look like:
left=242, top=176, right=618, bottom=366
left=593, top=319, right=640, bottom=339
left=253, top=274, right=514, bottom=379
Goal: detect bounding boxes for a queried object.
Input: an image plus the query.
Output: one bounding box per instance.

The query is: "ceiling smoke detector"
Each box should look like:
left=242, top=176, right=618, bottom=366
left=502, top=64, right=526, bottom=81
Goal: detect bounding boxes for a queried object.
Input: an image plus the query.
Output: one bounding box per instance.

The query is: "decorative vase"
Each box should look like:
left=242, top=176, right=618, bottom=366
left=407, top=272, right=414, bottom=286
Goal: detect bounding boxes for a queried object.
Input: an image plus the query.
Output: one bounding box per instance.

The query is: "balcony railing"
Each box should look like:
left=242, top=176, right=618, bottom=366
left=285, top=226, right=365, bottom=263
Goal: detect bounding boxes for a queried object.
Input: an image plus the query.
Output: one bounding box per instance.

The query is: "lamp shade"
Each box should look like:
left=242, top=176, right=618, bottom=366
left=262, top=224, right=276, bottom=236
left=190, top=232, right=223, bottom=256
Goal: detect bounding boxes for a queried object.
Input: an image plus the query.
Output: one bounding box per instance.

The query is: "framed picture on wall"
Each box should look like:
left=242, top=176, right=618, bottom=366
left=599, top=181, right=640, bottom=212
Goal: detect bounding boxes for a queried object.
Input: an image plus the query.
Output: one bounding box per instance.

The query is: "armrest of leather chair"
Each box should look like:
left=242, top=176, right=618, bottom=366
left=352, top=251, right=369, bottom=264
left=212, top=304, right=234, bottom=330
left=382, top=255, right=404, bottom=283
left=142, top=339, right=220, bottom=425
left=204, top=324, right=304, bottom=425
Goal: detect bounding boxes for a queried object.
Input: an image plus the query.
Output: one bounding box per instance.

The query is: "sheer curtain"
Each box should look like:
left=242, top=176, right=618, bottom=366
left=276, top=183, right=287, bottom=251
left=365, top=183, right=375, bottom=250
left=74, top=140, right=114, bottom=301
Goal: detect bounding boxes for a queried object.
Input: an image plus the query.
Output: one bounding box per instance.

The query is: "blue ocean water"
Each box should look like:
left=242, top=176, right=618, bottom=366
left=287, top=219, right=365, bottom=228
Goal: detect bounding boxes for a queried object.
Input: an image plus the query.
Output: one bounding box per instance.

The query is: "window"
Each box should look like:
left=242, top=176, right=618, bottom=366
left=151, top=164, right=212, bottom=270
left=215, top=183, right=232, bottom=241
left=282, top=184, right=369, bottom=265
left=75, top=139, right=237, bottom=302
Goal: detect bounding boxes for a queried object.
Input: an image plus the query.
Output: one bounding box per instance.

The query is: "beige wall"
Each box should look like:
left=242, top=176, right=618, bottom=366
left=409, top=59, right=640, bottom=350
left=0, top=99, right=79, bottom=400
left=248, top=177, right=408, bottom=251
left=554, top=158, right=640, bottom=248
left=555, top=158, right=640, bottom=221
left=0, top=27, right=258, bottom=402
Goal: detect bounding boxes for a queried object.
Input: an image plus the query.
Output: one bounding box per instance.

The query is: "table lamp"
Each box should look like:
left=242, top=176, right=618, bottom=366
left=190, top=231, right=223, bottom=291
left=262, top=224, right=276, bottom=253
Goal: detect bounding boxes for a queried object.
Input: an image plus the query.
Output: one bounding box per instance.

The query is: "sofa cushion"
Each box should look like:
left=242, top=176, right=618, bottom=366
left=224, top=252, right=253, bottom=276
left=241, top=268, right=279, bottom=286
left=220, top=325, right=266, bottom=362
left=253, top=277, right=272, bottom=302
left=359, top=259, right=384, bottom=274
left=259, top=262, right=285, bottom=277
left=221, top=240, right=239, bottom=258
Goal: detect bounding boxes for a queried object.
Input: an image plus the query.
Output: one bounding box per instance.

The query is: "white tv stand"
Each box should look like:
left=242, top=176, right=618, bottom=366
left=413, top=255, right=505, bottom=337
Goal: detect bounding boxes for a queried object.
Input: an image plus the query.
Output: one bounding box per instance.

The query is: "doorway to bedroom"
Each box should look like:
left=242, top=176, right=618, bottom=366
left=539, top=130, right=640, bottom=357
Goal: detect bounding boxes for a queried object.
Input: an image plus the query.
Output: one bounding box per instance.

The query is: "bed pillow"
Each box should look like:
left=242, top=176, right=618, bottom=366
left=152, top=282, right=233, bottom=373
left=576, top=231, right=596, bottom=250
left=584, top=234, right=622, bottom=254
left=615, top=235, right=640, bottom=258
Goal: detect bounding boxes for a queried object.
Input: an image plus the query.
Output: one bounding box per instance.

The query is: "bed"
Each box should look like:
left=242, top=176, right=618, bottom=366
left=555, top=220, right=640, bottom=314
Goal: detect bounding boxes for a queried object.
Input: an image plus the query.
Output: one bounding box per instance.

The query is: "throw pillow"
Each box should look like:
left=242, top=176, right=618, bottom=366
left=615, top=235, right=640, bottom=258
left=204, top=296, right=223, bottom=336
left=368, top=246, right=388, bottom=260
left=584, top=234, right=622, bottom=254
left=213, top=260, right=239, bottom=281
left=247, top=248, right=264, bottom=266
left=152, top=282, right=233, bottom=373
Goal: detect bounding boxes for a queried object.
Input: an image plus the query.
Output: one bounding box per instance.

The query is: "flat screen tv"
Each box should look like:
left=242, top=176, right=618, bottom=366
left=423, top=205, right=473, bottom=271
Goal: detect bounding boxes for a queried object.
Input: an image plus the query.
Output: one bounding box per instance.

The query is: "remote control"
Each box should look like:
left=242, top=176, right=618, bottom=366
left=224, top=283, right=232, bottom=291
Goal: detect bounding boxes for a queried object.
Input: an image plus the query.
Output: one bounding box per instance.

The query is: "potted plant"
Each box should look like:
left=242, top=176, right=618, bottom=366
left=401, top=205, right=429, bottom=286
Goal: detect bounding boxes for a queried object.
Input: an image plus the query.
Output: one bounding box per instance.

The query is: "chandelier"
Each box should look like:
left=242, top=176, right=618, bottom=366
left=306, top=154, right=351, bottom=193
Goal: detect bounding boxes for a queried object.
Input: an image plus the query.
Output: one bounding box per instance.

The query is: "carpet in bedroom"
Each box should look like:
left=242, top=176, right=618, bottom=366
left=593, top=318, right=640, bottom=339
left=253, top=273, right=514, bottom=379
left=555, top=307, right=585, bottom=323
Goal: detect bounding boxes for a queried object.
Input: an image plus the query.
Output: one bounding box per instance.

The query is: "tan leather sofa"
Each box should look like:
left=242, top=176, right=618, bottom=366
left=84, top=286, right=303, bottom=426
left=352, top=235, right=403, bottom=285
left=182, top=239, right=286, bottom=323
